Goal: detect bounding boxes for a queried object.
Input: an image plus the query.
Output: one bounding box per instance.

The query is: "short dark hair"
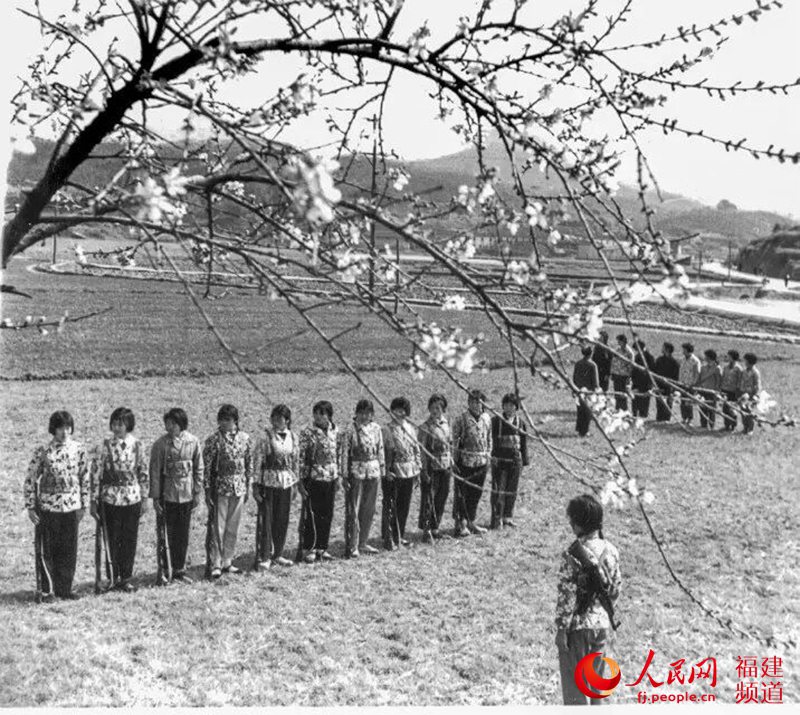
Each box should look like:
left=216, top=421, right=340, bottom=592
left=390, top=396, right=411, bottom=416
left=704, top=349, right=718, bottom=362
left=636, top=339, right=646, bottom=350
left=567, top=494, right=604, bottom=536
left=217, top=404, right=239, bottom=425
left=428, top=393, right=448, bottom=411
left=163, top=407, right=188, bottom=431
left=616, top=334, right=627, bottom=344
left=598, top=330, right=609, bottom=340
left=581, top=345, right=593, bottom=358
left=355, top=399, right=374, bottom=416
left=743, top=352, right=758, bottom=365
left=271, top=404, right=292, bottom=428
left=468, top=389, right=486, bottom=403
left=48, top=410, right=74, bottom=436
left=109, top=407, right=135, bottom=432
left=727, top=349, right=740, bottom=361
left=682, top=342, right=694, bottom=353
left=662, top=342, right=674, bottom=354
left=313, top=400, right=334, bottom=420
left=501, top=392, right=519, bottom=408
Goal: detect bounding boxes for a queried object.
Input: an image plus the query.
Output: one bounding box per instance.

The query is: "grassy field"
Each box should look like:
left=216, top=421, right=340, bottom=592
left=1, top=252, right=799, bottom=705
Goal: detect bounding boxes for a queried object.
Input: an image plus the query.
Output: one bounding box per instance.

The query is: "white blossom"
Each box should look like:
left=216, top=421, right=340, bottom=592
left=505, top=260, right=530, bottom=286
left=442, top=295, right=466, bottom=311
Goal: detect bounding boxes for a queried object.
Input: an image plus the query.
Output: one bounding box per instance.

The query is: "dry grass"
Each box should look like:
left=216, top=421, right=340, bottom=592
left=1, top=361, right=799, bottom=705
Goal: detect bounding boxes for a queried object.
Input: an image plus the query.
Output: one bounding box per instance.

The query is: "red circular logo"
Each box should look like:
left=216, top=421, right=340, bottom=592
left=574, top=651, right=622, bottom=699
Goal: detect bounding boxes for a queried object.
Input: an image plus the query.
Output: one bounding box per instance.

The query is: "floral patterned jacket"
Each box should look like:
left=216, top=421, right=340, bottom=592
left=24, top=437, right=89, bottom=513
left=555, top=532, right=621, bottom=631
left=298, top=424, right=340, bottom=482
left=203, top=429, right=253, bottom=498
left=91, top=435, right=149, bottom=506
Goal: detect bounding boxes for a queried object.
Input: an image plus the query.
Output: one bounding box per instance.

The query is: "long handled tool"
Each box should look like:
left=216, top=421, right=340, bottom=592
left=155, top=501, right=173, bottom=585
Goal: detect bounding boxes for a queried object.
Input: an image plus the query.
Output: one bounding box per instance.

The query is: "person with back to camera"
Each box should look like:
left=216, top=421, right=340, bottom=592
left=555, top=494, right=622, bottom=706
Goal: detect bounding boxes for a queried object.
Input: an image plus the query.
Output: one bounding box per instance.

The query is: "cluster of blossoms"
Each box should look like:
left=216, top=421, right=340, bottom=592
left=133, top=168, right=194, bottom=225
left=388, top=168, right=410, bottom=193
left=621, top=267, right=692, bottom=309
left=289, top=157, right=342, bottom=227
left=600, top=473, right=655, bottom=510
left=455, top=172, right=498, bottom=213
left=334, top=249, right=368, bottom=284
left=408, top=322, right=481, bottom=378
left=444, top=235, right=476, bottom=261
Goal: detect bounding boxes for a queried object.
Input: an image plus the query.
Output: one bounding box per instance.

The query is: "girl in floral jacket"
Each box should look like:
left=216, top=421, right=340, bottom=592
left=24, top=410, right=89, bottom=601
left=253, top=404, right=299, bottom=570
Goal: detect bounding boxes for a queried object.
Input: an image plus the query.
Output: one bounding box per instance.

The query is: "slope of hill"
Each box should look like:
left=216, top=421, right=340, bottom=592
left=738, top=225, right=800, bottom=279
left=6, top=139, right=791, bottom=251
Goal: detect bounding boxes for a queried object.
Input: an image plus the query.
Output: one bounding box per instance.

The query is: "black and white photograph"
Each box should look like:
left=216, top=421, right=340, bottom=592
left=1, top=0, right=798, bottom=707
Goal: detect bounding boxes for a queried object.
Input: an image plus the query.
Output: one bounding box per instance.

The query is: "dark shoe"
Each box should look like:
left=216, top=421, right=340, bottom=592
left=222, top=565, right=241, bottom=574
left=348, top=550, right=360, bottom=559
left=175, top=573, right=194, bottom=584
left=422, top=530, right=434, bottom=544
left=120, top=582, right=137, bottom=593
left=38, top=592, right=55, bottom=604
left=361, top=544, right=379, bottom=554
left=467, top=522, right=487, bottom=535
left=319, top=551, right=334, bottom=561
left=303, top=551, right=318, bottom=564
left=503, top=519, right=517, bottom=528
left=400, top=538, right=410, bottom=547
left=273, top=557, right=293, bottom=567
left=455, top=526, right=471, bottom=538
left=59, top=591, right=81, bottom=601
left=384, top=542, right=397, bottom=551
left=210, top=568, right=222, bottom=580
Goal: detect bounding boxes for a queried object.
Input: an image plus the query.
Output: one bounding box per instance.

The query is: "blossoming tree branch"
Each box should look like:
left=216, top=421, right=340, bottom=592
left=3, top=0, right=798, bottom=642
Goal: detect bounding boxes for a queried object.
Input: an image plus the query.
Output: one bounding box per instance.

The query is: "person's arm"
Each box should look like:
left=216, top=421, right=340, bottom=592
left=485, top=414, right=493, bottom=459
left=554, top=548, right=577, bottom=647
left=135, top=440, right=149, bottom=510
left=337, top=428, right=351, bottom=483
left=383, top=427, right=395, bottom=479
left=754, top=368, right=763, bottom=394
left=451, top=415, right=462, bottom=465
left=24, top=447, right=44, bottom=523
left=76, top=444, right=89, bottom=520
left=202, top=435, right=216, bottom=498
left=244, top=434, right=253, bottom=501
left=590, top=362, right=599, bottom=391
left=192, top=438, right=204, bottom=508
left=520, top=418, right=529, bottom=467
left=89, top=441, right=104, bottom=514
left=148, top=438, right=163, bottom=502
left=417, top=425, right=429, bottom=479
left=377, top=425, right=386, bottom=479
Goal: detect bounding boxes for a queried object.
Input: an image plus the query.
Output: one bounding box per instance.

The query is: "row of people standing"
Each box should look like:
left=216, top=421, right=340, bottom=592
left=584, top=332, right=763, bottom=434
left=24, top=390, right=530, bottom=601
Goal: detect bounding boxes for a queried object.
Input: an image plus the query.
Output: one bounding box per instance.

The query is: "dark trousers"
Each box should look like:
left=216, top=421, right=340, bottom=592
left=699, top=393, right=717, bottom=429
left=655, top=390, right=673, bottom=422
left=418, top=469, right=451, bottom=532
left=611, top=375, right=630, bottom=411
left=679, top=390, right=695, bottom=423
left=598, top=372, right=610, bottom=393
left=558, top=629, right=611, bottom=705
left=164, top=501, right=193, bottom=574
left=382, top=478, right=414, bottom=546
left=255, top=485, right=292, bottom=563
left=490, top=459, right=521, bottom=527
left=38, top=510, right=79, bottom=597
left=104, top=502, right=141, bottom=583
left=302, top=480, right=335, bottom=552
left=722, top=391, right=739, bottom=430
left=576, top=398, right=592, bottom=435
left=453, top=463, right=488, bottom=524
left=632, top=393, right=651, bottom=418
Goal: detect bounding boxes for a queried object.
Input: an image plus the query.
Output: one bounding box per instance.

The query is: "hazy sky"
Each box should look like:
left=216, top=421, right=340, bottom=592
left=2, top=0, right=798, bottom=216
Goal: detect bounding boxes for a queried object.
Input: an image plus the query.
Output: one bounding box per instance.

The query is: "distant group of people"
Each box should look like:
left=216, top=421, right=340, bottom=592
left=572, top=331, right=764, bottom=436
left=24, top=390, right=532, bottom=601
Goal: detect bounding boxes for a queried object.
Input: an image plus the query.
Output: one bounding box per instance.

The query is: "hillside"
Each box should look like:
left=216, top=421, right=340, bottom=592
left=6, top=139, right=791, bottom=254
left=738, top=225, right=800, bottom=279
